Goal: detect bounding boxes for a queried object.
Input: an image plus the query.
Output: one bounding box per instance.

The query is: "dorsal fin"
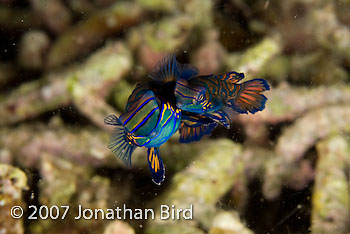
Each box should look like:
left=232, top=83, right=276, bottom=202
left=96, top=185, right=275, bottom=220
left=149, top=54, right=180, bottom=83
left=179, top=63, right=198, bottom=80
left=218, top=71, right=245, bottom=83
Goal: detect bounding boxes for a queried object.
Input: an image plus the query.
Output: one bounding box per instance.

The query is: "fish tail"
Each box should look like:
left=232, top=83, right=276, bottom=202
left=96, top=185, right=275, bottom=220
left=104, top=114, right=136, bottom=168
left=228, top=78, right=270, bottom=114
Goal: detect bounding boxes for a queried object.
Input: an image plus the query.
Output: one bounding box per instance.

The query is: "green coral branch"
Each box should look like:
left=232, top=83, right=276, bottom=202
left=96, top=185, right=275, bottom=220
left=237, top=84, right=350, bottom=125
left=47, top=2, right=143, bottom=68
left=209, top=211, right=253, bottom=234
left=0, top=123, right=115, bottom=168
left=30, top=154, right=113, bottom=234
left=311, top=136, right=350, bottom=234
left=145, top=139, right=253, bottom=233
left=128, top=0, right=213, bottom=72
left=127, top=15, right=195, bottom=73
left=103, top=221, right=136, bottom=234
left=68, top=41, right=133, bottom=130
left=0, top=164, right=28, bottom=234
left=0, top=41, right=132, bottom=128
left=263, top=105, right=350, bottom=199
left=30, top=0, right=72, bottom=34
left=225, top=34, right=283, bottom=80
left=310, top=4, right=350, bottom=64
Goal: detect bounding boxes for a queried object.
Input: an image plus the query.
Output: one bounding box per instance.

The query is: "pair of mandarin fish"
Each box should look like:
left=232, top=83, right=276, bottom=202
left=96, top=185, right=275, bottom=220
left=104, top=54, right=270, bottom=185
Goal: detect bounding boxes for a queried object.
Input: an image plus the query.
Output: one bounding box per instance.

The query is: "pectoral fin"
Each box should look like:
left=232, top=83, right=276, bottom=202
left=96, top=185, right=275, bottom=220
left=179, top=113, right=218, bottom=143
left=179, top=122, right=217, bottom=143
left=204, top=106, right=240, bottom=129
left=147, top=147, right=165, bottom=185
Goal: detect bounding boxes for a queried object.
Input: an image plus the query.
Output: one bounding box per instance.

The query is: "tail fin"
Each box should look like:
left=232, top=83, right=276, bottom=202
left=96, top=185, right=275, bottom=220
left=104, top=114, right=136, bottom=168
left=147, top=147, right=165, bottom=185
left=229, top=78, right=270, bottom=114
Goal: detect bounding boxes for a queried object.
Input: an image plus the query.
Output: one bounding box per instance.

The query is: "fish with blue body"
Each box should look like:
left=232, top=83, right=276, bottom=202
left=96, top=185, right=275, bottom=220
left=104, top=55, right=182, bottom=185
left=175, top=63, right=270, bottom=141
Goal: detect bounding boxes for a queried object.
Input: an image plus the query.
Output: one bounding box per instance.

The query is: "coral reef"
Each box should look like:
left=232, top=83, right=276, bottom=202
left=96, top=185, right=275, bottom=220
left=0, top=0, right=349, bottom=233
left=311, top=136, right=350, bottom=234
left=0, top=164, right=27, bottom=234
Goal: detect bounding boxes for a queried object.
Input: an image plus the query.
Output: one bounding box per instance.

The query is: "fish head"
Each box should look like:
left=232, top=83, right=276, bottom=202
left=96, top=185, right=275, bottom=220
left=175, top=79, right=210, bottom=113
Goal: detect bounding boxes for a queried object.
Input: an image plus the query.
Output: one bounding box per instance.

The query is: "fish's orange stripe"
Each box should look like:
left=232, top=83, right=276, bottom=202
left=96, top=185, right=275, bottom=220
left=154, top=156, right=157, bottom=172
left=246, top=87, right=264, bottom=91
left=244, top=90, right=260, bottom=94
left=155, top=156, right=159, bottom=172
left=241, top=94, right=256, bottom=101
left=239, top=98, right=251, bottom=104
left=149, top=148, right=153, bottom=162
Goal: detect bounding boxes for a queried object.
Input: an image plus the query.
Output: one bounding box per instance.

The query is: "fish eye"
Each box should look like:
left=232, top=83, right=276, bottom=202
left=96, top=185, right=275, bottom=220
left=198, top=94, right=204, bottom=101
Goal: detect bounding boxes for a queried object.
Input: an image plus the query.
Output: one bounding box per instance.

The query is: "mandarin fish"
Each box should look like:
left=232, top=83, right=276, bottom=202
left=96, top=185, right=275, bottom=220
left=175, top=70, right=270, bottom=129
left=104, top=55, right=182, bottom=185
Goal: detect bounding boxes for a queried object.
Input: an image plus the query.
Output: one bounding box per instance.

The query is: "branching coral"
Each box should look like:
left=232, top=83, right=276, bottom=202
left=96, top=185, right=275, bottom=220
left=146, top=140, right=253, bottom=233
left=311, top=136, right=350, bottom=234
left=0, top=41, right=132, bottom=130
left=0, top=164, right=27, bottom=234
left=47, top=2, right=143, bottom=68
left=263, top=106, right=350, bottom=199
left=0, top=0, right=349, bottom=233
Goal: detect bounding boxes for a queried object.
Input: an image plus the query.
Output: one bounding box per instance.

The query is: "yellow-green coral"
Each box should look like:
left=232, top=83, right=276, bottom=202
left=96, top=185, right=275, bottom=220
left=311, top=136, right=350, bottom=234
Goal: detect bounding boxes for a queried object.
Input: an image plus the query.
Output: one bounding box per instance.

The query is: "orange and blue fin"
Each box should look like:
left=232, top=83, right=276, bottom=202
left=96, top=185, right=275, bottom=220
left=104, top=114, right=136, bottom=168
left=228, top=78, right=270, bottom=114
left=147, top=147, right=165, bottom=185
left=218, top=71, right=245, bottom=83
left=179, top=122, right=217, bottom=143
left=149, top=54, right=181, bottom=83
left=179, top=113, right=218, bottom=143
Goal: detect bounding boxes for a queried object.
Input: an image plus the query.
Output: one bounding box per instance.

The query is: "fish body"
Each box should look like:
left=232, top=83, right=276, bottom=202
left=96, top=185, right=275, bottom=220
left=120, top=83, right=181, bottom=148
left=105, top=55, right=182, bottom=185
left=175, top=71, right=270, bottom=128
